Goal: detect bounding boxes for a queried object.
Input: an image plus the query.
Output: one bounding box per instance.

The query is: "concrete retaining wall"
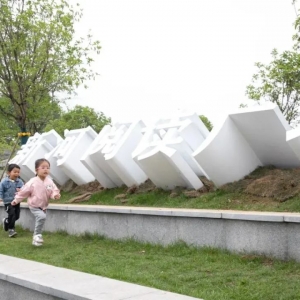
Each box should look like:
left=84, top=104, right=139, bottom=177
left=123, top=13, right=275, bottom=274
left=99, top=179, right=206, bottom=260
left=0, top=254, right=200, bottom=300
left=0, top=280, right=61, bottom=300
left=1, top=203, right=300, bottom=261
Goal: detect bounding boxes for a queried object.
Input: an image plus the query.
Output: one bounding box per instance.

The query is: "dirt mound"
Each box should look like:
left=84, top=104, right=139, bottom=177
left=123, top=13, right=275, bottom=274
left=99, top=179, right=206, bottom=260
left=221, top=166, right=300, bottom=201
left=60, top=179, right=104, bottom=194
left=135, top=179, right=157, bottom=193
left=60, top=166, right=300, bottom=203
left=73, top=180, right=104, bottom=193
left=61, top=176, right=216, bottom=200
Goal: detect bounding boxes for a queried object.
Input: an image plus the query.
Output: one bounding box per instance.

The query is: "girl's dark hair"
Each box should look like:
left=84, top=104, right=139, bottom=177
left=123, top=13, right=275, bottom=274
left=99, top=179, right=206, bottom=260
left=35, top=158, right=50, bottom=169
left=7, top=164, right=20, bottom=172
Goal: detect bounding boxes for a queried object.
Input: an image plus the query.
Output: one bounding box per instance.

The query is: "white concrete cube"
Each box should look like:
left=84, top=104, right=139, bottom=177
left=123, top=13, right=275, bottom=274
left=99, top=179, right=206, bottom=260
left=56, top=127, right=97, bottom=185
left=193, top=104, right=300, bottom=187
left=81, top=121, right=148, bottom=188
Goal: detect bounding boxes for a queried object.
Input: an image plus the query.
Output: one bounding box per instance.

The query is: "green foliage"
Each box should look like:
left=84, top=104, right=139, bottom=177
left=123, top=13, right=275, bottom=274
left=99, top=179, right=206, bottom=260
left=0, top=142, right=11, bottom=161
left=239, top=103, right=248, bottom=109
left=0, top=0, right=100, bottom=133
left=0, top=110, right=19, bottom=141
left=246, top=2, right=300, bottom=126
left=0, top=111, right=19, bottom=159
left=246, top=49, right=300, bottom=125
left=44, top=105, right=111, bottom=136
left=199, top=115, right=213, bottom=131
left=26, top=97, right=62, bottom=133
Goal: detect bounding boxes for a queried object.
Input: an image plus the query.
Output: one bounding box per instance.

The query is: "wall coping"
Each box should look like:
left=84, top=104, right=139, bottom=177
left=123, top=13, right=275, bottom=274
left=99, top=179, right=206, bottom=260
left=1, top=202, right=300, bottom=223
left=0, top=254, right=199, bottom=300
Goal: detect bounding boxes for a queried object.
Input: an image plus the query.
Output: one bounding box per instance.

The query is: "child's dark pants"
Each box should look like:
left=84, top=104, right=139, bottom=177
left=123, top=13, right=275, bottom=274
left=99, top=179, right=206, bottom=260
left=4, top=203, right=20, bottom=230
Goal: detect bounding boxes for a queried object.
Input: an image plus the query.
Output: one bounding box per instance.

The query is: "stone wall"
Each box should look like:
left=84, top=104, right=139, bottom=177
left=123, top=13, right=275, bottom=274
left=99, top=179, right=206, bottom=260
left=1, top=203, right=300, bottom=261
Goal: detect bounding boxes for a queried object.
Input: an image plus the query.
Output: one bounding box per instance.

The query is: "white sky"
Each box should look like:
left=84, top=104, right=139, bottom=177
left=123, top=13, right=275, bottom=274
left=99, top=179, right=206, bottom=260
left=67, top=0, right=297, bottom=127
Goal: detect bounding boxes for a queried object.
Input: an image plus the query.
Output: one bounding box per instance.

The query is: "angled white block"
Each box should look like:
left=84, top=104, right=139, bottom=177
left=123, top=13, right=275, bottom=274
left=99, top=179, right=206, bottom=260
left=178, top=119, right=207, bottom=152
left=160, top=128, right=205, bottom=176
left=81, top=121, right=148, bottom=188
left=229, top=105, right=299, bottom=167
left=104, top=121, right=148, bottom=187
left=40, top=129, right=63, bottom=148
left=193, top=104, right=300, bottom=187
left=155, top=111, right=209, bottom=151
left=137, top=145, right=203, bottom=190
left=21, top=130, right=63, bottom=180
left=21, top=140, right=55, bottom=180
left=9, top=134, right=40, bottom=165
left=9, top=131, right=62, bottom=182
left=286, top=127, right=300, bottom=161
left=132, top=112, right=207, bottom=190
left=45, top=144, right=70, bottom=186
left=81, top=125, right=121, bottom=188
left=56, top=127, right=97, bottom=185
left=9, top=134, right=41, bottom=182
left=193, top=117, right=261, bottom=187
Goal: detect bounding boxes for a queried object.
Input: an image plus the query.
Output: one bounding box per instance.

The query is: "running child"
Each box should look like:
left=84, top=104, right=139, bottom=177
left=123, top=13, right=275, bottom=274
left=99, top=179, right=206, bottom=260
left=0, top=164, right=24, bottom=237
left=11, top=158, right=60, bottom=246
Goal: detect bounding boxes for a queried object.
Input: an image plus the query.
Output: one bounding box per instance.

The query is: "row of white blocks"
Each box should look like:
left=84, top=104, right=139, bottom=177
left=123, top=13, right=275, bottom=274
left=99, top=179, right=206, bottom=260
left=10, top=104, right=300, bottom=190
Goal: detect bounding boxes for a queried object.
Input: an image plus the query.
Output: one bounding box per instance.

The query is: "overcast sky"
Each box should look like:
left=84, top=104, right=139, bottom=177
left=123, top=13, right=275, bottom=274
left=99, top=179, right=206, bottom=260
left=67, top=0, right=297, bottom=127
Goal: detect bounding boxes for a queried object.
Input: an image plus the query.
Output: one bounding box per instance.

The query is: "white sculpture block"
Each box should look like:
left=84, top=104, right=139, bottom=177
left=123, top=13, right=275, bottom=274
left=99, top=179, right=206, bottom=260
left=286, top=127, right=300, bottom=161
left=9, top=134, right=39, bottom=167
left=132, top=112, right=208, bottom=190
left=193, top=104, right=300, bottom=187
left=10, top=130, right=62, bottom=182
left=81, top=121, right=148, bottom=188
left=9, top=134, right=41, bottom=182
left=56, top=127, right=97, bottom=185
left=12, top=104, right=300, bottom=191
left=45, top=144, right=70, bottom=186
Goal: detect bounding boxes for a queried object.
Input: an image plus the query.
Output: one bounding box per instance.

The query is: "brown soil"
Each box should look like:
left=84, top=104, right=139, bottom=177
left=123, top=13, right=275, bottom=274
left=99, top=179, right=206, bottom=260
left=221, top=166, right=300, bottom=202
left=60, top=179, right=104, bottom=194
left=135, top=179, right=157, bottom=193
left=60, top=166, right=300, bottom=202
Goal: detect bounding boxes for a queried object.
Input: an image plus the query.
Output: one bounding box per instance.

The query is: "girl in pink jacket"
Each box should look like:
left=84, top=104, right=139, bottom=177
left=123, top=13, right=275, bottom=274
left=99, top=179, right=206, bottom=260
left=12, top=158, right=60, bottom=246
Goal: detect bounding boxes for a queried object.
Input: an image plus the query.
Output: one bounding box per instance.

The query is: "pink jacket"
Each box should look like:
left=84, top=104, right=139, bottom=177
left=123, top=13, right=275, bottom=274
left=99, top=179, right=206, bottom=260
left=14, top=176, right=60, bottom=209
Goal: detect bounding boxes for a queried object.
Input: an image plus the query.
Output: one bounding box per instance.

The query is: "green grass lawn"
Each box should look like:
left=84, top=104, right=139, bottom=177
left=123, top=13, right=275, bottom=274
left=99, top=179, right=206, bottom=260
left=1, top=227, right=300, bottom=300
left=2, top=168, right=299, bottom=298
left=55, top=187, right=300, bottom=213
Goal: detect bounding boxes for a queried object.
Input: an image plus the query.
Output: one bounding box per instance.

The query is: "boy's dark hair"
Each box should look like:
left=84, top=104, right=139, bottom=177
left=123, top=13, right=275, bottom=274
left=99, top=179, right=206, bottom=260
left=35, top=158, right=50, bottom=169
left=7, top=164, right=20, bottom=172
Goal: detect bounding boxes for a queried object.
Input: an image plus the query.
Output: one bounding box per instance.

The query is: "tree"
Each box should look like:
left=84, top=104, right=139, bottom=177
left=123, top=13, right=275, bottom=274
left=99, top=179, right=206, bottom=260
left=44, top=105, right=111, bottom=137
left=245, top=2, right=300, bottom=126
left=0, top=0, right=100, bottom=138
left=0, top=104, right=19, bottom=143
left=199, top=115, right=213, bottom=132
left=0, top=113, right=19, bottom=161
left=246, top=49, right=300, bottom=125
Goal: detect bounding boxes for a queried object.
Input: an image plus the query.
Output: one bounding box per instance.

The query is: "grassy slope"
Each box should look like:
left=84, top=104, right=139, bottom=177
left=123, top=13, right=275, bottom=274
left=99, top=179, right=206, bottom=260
left=56, top=188, right=300, bottom=213
left=2, top=168, right=300, bottom=299
left=1, top=228, right=300, bottom=300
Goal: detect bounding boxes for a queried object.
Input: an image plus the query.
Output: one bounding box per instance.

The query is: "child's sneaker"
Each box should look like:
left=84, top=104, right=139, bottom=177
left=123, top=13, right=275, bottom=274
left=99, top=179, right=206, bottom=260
left=33, top=234, right=44, bottom=244
left=8, top=229, right=17, bottom=238
left=32, top=240, right=43, bottom=247
left=2, top=218, right=8, bottom=231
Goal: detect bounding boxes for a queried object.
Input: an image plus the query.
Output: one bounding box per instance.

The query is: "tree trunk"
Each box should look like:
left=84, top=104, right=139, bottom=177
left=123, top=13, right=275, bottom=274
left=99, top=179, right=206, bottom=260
left=19, top=126, right=29, bottom=145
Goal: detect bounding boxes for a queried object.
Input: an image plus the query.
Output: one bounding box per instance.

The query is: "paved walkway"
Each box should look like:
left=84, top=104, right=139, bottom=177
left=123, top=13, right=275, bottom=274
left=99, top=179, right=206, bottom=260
left=0, top=254, right=202, bottom=300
